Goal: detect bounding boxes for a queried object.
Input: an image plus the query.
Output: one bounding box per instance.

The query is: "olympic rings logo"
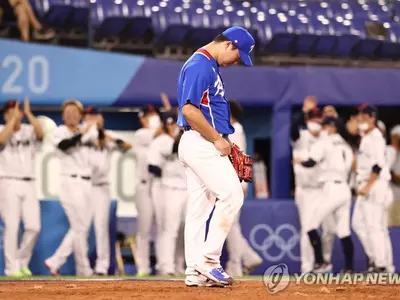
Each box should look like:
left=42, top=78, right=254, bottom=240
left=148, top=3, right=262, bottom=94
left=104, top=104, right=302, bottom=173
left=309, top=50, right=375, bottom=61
left=249, top=224, right=300, bottom=262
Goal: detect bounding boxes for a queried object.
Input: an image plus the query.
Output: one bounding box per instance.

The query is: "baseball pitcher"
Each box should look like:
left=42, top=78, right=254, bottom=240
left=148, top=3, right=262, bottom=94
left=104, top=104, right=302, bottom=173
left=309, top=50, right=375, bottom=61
left=0, top=98, right=43, bottom=277
left=177, top=26, right=255, bottom=287
left=45, top=99, right=98, bottom=276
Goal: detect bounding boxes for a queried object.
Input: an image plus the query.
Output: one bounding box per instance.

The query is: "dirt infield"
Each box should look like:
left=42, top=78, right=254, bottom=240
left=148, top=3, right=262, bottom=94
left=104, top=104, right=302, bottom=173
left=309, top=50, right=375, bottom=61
left=0, top=279, right=399, bottom=300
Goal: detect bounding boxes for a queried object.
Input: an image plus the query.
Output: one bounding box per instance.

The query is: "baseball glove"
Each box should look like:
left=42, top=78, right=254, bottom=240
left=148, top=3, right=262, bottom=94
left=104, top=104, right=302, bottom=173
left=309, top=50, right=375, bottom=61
left=229, top=144, right=253, bottom=183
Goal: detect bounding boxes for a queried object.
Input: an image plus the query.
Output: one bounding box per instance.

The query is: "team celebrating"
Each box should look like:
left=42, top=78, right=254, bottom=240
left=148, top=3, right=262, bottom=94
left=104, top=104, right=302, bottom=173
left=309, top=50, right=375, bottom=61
left=0, top=25, right=399, bottom=286
left=292, top=97, right=398, bottom=274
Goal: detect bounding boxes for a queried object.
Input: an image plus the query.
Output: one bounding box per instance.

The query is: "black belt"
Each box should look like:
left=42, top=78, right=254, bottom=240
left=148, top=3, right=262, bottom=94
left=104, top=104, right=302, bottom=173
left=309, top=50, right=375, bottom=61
left=324, top=180, right=343, bottom=184
left=0, top=176, right=34, bottom=181
left=183, top=126, right=228, bottom=138
left=93, top=182, right=108, bottom=186
left=70, top=174, right=91, bottom=181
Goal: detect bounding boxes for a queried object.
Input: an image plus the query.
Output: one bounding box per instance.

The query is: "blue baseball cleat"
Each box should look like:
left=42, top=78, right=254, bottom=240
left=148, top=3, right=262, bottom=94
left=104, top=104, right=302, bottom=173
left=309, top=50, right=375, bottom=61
left=195, top=265, right=234, bottom=286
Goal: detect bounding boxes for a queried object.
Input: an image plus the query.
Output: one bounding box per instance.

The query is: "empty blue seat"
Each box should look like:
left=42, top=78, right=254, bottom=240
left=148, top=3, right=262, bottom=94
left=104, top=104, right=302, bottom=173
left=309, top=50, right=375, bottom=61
left=42, top=5, right=74, bottom=29
left=352, top=38, right=381, bottom=59
left=155, top=24, right=192, bottom=46
left=332, top=34, right=360, bottom=57
left=69, top=7, right=89, bottom=29
left=122, top=17, right=154, bottom=42
left=377, top=40, right=400, bottom=60
left=184, top=27, right=219, bottom=49
left=94, top=17, right=128, bottom=39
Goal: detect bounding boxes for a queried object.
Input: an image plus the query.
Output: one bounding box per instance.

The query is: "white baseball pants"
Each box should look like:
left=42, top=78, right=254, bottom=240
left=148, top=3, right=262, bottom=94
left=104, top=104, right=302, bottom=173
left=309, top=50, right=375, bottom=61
left=91, top=184, right=111, bottom=274
left=135, top=180, right=154, bottom=274
left=352, top=180, right=394, bottom=269
left=161, top=186, right=187, bottom=274
left=150, top=177, right=166, bottom=274
left=306, top=182, right=352, bottom=238
left=45, top=176, right=93, bottom=276
left=295, top=186, right=320, bottom=273
left=178, top=130, right=244, bottom=274
left=0, top=179, right=40, bottom=275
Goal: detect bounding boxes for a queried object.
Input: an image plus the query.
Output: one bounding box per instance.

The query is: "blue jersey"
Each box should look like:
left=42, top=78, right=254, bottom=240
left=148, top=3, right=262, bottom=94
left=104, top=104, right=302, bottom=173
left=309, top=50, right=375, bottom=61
left=177, top=49, right=234, bottom=135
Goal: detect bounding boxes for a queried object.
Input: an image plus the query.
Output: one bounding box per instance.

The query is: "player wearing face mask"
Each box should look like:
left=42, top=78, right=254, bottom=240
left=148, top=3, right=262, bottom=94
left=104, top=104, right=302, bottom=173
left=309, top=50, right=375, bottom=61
left=352, top=104, right=393, bottom=273
left=291, top=106, right=331, bottom=273
left=133, top=105, right=162, bottom=277
left=293, top=117, right=354, bottom=274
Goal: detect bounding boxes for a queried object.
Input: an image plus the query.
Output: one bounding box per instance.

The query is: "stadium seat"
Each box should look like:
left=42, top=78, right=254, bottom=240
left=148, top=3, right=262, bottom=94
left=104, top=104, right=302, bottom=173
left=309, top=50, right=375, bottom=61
left=120, top=17, right=154, bottom=43
left=184, top=27, right=220, bottom=49
left=94, top=17, right=128, bottom=39
left=42, top=5, right=74, bottom=29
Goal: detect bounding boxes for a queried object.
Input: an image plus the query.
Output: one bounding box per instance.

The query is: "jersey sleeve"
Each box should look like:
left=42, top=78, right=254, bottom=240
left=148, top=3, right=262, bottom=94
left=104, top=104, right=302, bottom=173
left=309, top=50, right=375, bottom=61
left=386, top=146, right=397, bottom=169
left=181, top=63, right=211, bottom=107
left=371, top=135, right=387, bottom=168
left=309, top=139, right=325, bottom=162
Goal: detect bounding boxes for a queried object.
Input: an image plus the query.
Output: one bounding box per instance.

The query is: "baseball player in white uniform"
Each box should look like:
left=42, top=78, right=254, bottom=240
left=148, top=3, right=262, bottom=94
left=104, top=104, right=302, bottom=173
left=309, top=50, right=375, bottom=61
left=177, top=27, right=255, bottom=287
left=0, top=98, right=43, bottom=277
left=352, top=105, right=393, bottom=273
left=225, top=100, right=262, bottom=277
left=45, top=99, right=99, bottom=276
left=294, top=116, right=355, bottom=273
left=83, top=106, right=132, bottom=275
left=292, top=107, right=325, bottom=273
left=134, top=105, right=162, bottom=277
left=148, top=110, right=187, bottom=276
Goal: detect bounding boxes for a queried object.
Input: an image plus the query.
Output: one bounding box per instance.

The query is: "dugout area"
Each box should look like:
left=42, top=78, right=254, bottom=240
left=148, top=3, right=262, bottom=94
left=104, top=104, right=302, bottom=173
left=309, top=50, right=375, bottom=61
left=0, top=277, right=398, bottom=300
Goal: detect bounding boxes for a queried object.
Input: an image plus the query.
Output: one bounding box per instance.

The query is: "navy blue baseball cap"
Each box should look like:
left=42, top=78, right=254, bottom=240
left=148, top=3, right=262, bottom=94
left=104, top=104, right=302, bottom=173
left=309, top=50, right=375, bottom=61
left=322, top=116, right=339, bottom=127
left=161, top=110, right=178, bottom=125
left=84, top=106, right=100, bottom=115
left=305, top=107, right=322, bottom=120
left=358, top=104, right=377, bottom=117
left=222, top=26, right=255, bottom=67
left=3, top=100, right=21, bottom=112
left=138, top=104, right=159, bottom=118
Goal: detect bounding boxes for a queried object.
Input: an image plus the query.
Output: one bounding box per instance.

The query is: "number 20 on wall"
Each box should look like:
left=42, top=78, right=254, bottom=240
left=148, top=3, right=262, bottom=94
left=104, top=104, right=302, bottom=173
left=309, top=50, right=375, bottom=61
left=1, top=55, right=49, bottom=94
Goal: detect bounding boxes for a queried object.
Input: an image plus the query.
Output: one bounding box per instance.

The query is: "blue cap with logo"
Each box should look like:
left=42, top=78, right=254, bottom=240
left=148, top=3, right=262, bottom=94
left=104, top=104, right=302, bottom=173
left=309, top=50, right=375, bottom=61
left=222, top=26, right=255, bottom=67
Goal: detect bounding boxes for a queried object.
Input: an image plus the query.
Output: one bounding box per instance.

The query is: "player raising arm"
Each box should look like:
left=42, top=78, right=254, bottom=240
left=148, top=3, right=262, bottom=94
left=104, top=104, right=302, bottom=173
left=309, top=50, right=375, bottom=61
left=0, top=98, right=43, bottom=277
left=177, top=26, right=255, bottom=287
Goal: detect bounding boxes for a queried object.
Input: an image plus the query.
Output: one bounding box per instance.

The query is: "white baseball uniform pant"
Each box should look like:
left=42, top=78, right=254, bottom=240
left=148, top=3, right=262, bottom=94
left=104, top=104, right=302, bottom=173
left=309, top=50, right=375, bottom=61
left=161, top=185, right=187, bottom=274
left=178, top=130, right=244, bottom=275
left=321, top=213, right=336, bottom=264
left=135, top=180, right=154, bottom=274
left=45, top=176, right=93, bottom=276
left=91, top=183, right=111, bottom=274
left=306, top=182, right=352, bottom=238
left=0, top=178, right=40, bottom=275
left=175, top=223, right=186, bottom=275
left=295, top=185, right=321, bottom=273
left=150, top=177, right=167, bottom=274
left=352, top=180, right=394, bottom=269
left=226, top=182, right=262, bottom=277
